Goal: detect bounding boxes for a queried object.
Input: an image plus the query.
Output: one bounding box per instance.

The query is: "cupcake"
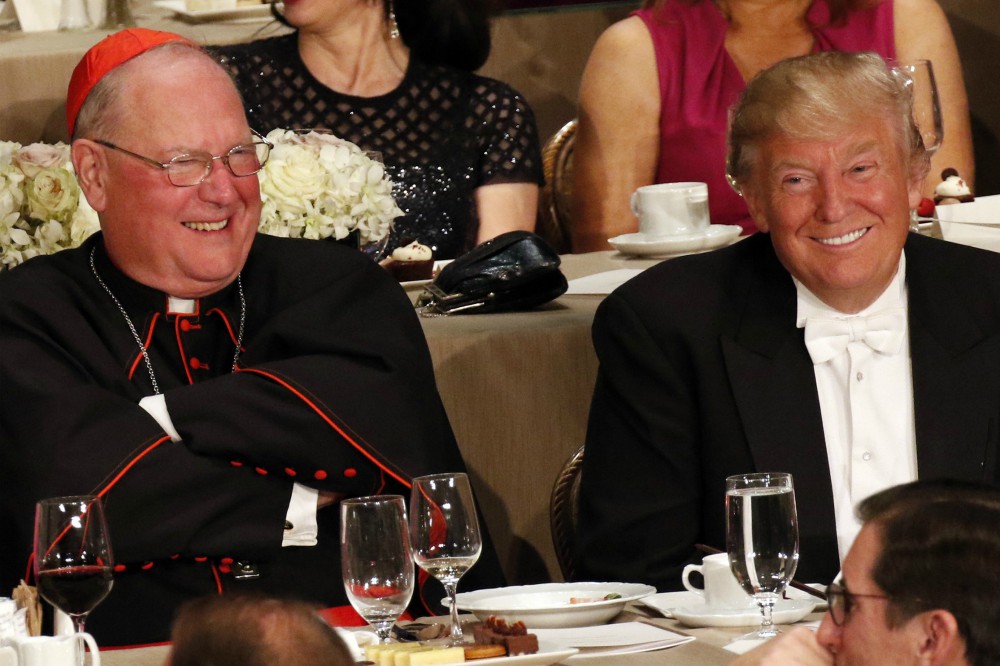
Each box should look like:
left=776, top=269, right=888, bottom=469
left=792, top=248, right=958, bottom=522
left=934, top=168, right=974, bottom=205
left=385, top=241, right=433, bottom=282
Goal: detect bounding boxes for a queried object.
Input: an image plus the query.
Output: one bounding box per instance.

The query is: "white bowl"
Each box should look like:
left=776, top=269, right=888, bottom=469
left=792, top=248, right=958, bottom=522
left=453, top=582, right=656, bottom=629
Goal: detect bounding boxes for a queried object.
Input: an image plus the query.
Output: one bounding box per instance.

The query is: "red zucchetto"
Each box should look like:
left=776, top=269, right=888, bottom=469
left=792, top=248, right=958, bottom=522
left=66, top=28, right=195, bottom=136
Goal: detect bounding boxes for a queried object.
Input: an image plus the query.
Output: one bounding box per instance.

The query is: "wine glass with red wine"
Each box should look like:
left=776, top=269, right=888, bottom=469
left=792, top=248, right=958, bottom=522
left=34, top=495, right=113, bottom=654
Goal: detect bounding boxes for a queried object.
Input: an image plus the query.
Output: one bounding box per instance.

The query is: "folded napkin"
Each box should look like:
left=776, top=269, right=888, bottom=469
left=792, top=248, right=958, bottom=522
left=936, top=194, right=1000, bottom=226
left=565, top=269, right=644, bottom=295
left=534, top=621, right=694, bottom=658
left=939, top=220, right=1000, bottom=253
left=722, top=620, right=821, bottom=655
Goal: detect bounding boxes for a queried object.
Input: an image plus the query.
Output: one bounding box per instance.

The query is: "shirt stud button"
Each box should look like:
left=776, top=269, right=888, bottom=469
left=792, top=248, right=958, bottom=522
left=862, top=451, right=873, bottom=461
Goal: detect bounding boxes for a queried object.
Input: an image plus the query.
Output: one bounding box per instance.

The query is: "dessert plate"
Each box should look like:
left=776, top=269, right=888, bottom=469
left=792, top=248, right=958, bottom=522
left=153, top=0, right=281, bottom=22
left=608, top=224, right=741, bottom=258
left=451, top=641, right=578, bottom=666
left=454, top=582, right=656, bottom=629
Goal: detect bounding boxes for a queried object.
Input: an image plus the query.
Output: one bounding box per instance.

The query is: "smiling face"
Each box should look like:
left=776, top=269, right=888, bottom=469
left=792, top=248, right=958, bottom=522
left=741, top=115, right=922, bottom=313
left=80, top=48, right=261, bottom=298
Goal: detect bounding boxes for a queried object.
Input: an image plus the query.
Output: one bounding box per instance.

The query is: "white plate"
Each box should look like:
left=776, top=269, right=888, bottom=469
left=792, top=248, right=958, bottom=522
left=642, top=592, right=816, bottom=628
left=363, top=640, right=577, bottom=666
left=608, top=225, right=742, bottom=257
left=456, top=641, right=578, bottom=666
left=153, top=0, right=280, bottom=22
left=453, top=582, right=656, bottom=629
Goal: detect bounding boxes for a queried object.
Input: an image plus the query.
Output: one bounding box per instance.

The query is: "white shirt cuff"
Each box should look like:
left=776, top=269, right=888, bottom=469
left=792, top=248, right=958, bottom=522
left=138, top=394, right=182, bottom=443
left=283, top=483, right=319, bottom=547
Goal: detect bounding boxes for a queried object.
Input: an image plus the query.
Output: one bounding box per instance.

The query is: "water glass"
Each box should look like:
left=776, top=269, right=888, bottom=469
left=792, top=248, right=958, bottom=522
left=725, top=472, right=799, bottom=640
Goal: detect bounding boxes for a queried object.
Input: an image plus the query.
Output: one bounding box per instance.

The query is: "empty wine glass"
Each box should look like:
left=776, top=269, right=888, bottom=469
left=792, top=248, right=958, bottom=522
left=896, top=59, right=943, bottom=157
left=34, top=495, right=114, bottom=665
left=409, top=473, right=482, bottom=645
left=725, top=472, right=799, bottom=640
left=341, top=495, right=414, bottom=643
left=896, top=60, right=944, bottom=231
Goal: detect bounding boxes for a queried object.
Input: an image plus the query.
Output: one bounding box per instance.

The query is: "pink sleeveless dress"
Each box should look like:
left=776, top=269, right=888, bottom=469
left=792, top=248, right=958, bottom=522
left=635, top=0, right=895, bottom=234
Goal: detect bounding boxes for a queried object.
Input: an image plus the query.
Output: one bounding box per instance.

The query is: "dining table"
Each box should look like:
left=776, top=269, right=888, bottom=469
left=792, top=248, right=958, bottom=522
left=412, top=250, right=664, bottom=585
left=96, top=605, right=827, bottom=665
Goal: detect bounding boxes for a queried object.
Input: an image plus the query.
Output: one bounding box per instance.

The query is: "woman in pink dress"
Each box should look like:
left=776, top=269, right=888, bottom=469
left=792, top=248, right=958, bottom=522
left=570, top=0, right=972, bottom=251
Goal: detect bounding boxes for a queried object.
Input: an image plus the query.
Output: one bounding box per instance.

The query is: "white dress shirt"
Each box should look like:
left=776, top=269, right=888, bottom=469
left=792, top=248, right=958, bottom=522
left=795, top=253, right=918, bottom=562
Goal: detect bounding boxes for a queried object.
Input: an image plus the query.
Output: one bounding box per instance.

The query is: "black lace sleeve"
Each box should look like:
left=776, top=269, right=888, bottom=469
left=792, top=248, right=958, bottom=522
left=471, top=77, right=544, bottom=187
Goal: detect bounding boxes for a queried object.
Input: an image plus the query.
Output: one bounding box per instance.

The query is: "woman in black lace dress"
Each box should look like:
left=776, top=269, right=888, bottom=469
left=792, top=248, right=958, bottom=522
left=213, top=0, right=542, bottom=260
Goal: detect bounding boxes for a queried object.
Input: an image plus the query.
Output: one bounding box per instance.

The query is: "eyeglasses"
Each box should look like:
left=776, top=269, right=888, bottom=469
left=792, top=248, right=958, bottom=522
left=826, top=580, right=891, bottom=626
left=95, top=129, right=272, bottom=187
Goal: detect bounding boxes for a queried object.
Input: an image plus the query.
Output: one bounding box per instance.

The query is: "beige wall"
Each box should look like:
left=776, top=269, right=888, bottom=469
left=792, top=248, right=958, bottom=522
left=482, top=5, right=635, bottom=143
left=940, top=0, right=1000, bottom=195
left=488, top=1, right=1000, bottom=195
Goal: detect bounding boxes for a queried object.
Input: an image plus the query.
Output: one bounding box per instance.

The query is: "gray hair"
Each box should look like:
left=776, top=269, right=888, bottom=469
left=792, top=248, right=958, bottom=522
left=73, top=41, right=226, bottom=141
left=727, top=51, right=930, bottom=190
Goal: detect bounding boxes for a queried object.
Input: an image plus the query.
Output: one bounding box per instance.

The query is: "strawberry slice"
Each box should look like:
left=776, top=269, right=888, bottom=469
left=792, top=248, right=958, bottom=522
left=916, top=198, right=935, bottom=218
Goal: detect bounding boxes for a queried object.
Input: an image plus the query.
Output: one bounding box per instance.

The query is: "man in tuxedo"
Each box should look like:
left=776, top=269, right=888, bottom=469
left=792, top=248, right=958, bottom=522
left=576, top=51, right=1000, bottom=588
left=732, top=480, right=1000, bottom=666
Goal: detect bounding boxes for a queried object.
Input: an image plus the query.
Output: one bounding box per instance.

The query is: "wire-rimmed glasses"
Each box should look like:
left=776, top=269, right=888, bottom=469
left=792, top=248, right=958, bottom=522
left=94, top=129, right=272, bottom=187
left=825, top=580, right=891, bottom=626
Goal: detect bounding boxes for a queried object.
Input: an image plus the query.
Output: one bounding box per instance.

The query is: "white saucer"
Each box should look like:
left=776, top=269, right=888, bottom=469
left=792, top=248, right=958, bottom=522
left=608, top=225, right=742, bottom=258
left=669, top=598, right=816, bottom=628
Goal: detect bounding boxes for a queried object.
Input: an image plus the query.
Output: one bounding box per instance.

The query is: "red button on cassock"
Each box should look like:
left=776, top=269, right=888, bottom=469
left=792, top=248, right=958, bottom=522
left=314, top=470, right=328, bottom=481
left=343, top=468, right=357, bottom=478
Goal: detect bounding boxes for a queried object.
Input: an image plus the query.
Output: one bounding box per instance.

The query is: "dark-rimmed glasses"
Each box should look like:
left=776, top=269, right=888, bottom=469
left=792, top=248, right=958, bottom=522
left=94, top=129, right=272, bottom=187
left=826, top=580, right=891, bottom=626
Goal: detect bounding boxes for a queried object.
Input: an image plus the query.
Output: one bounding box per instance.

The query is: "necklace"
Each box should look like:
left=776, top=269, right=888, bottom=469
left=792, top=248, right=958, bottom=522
left=89, top=246, right=246, bottom=395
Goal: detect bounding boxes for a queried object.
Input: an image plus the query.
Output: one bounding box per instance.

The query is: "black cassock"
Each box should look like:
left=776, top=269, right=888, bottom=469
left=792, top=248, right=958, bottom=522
left=0, top=232, right=504, bottom=646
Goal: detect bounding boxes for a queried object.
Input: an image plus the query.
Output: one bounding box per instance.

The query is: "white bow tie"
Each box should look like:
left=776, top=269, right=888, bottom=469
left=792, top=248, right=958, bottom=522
left=803, top=308, right=907, bottom=364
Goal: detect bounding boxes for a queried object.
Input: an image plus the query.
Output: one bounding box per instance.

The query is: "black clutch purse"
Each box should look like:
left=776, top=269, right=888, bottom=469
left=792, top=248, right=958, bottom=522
left=418, top=231, right=568, bottom=315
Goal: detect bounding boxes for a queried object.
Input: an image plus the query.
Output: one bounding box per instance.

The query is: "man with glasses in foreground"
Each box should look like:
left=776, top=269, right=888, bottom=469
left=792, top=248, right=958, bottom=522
left=734, top=479, right=1000, bottom=665
left=0, top=29, right=502, bottom=645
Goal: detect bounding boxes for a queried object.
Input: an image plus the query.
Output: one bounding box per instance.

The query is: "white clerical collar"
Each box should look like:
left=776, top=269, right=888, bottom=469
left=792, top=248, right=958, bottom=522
left=167, top=296, right=196, bottom=314
left=795, top=252, right=907, bottom=327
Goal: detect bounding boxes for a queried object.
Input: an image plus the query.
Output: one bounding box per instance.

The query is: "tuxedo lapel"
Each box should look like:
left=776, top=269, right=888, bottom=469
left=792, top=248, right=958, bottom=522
left=906, top=235, right=1000, bottom=482
left=720, top=236, right=839, bottom=573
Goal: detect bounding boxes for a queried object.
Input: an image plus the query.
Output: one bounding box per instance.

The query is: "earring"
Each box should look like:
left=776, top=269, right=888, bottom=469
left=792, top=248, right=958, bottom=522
left=387, top=0, right=400, bottom=39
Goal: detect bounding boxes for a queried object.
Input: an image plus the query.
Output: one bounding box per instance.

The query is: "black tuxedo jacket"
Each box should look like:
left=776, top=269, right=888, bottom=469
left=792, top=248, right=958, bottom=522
left=576, top=232, right=1000, bottom=589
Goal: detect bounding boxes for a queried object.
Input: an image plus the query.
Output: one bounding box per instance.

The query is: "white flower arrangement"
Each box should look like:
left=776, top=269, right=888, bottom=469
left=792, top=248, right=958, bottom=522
left=0, top=129, right=401, bottom=271
left=258, top=129, right=402, bottom=244
left=0, top=141, right=100, bottom=270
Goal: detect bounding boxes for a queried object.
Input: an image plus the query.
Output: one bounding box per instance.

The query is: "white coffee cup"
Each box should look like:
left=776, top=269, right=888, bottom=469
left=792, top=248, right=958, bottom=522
left=630, top=182, right=710, bottom=237
left=0, top=633, right=100, bottom=666
left=681, top=553, right=756, bottom=610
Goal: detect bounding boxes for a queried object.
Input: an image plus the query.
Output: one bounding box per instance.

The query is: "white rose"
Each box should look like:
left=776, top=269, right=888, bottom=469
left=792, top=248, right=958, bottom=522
left=25, top=167, right=80, bottom=224
left=15, top=142, right=70, bottom=178
left=259, top=148, right=329, bottom=217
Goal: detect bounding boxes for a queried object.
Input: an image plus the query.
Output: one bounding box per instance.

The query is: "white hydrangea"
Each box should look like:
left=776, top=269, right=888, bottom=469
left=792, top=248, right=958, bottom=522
left=258, top=129, right=402, bottom=246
